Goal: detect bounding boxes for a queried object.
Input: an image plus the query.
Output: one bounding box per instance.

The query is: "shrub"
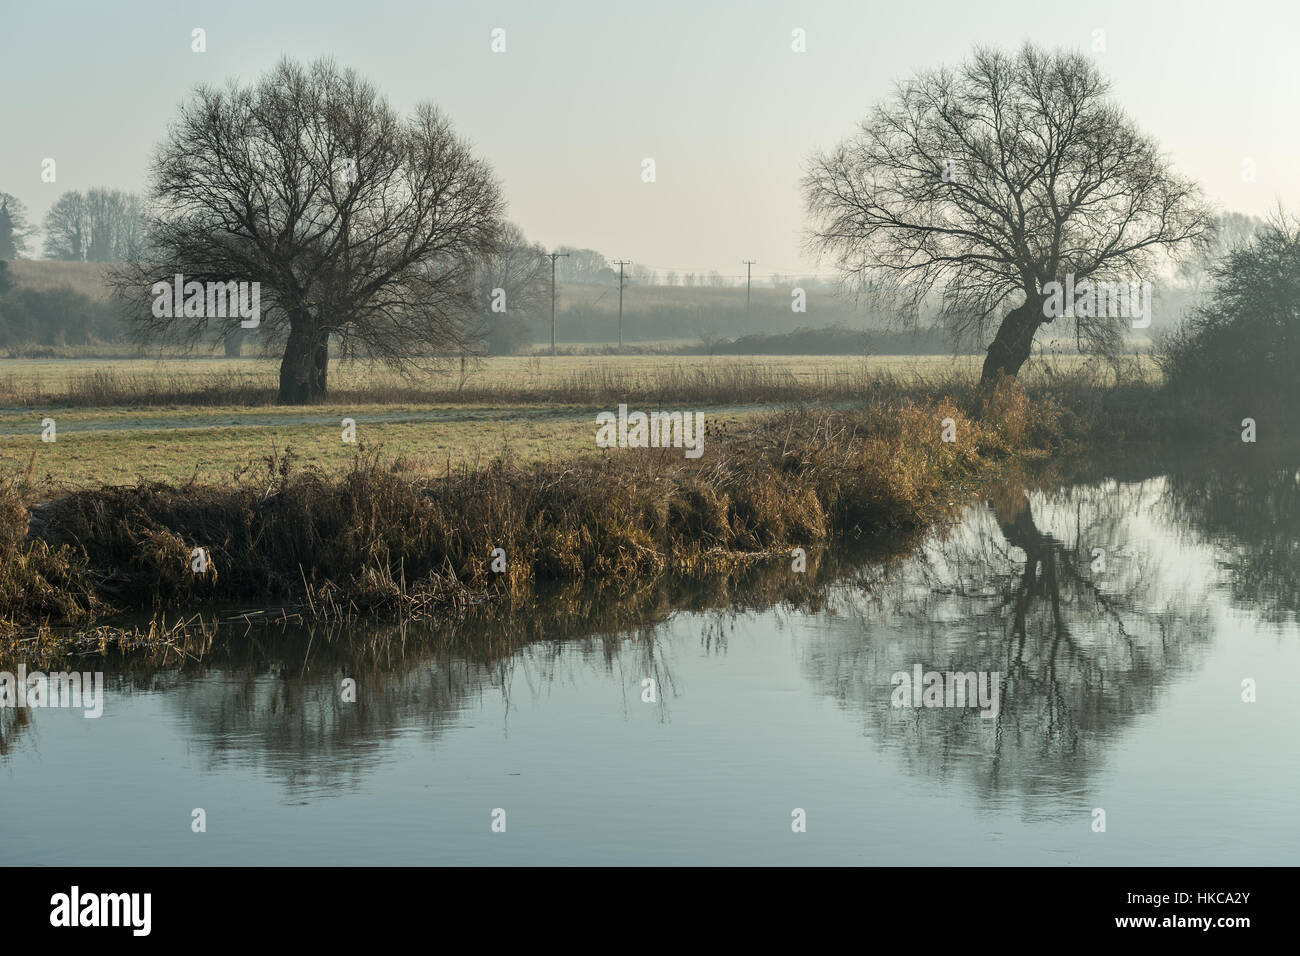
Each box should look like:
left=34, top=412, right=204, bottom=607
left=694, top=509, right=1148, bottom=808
left=1155, top=215, right=1300, bottom=404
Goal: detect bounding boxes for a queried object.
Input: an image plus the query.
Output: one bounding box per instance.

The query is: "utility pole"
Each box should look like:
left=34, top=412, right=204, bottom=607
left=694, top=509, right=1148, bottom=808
left=743, top=260, right=756, bottom=314
left=612, top=259, right=631, bottom=349
left=546, top=251, right=570, bottom=355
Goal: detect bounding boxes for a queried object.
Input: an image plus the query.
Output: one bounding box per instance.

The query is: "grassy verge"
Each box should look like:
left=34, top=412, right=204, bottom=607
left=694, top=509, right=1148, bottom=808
left=0, top=380, right=1051, bottom=638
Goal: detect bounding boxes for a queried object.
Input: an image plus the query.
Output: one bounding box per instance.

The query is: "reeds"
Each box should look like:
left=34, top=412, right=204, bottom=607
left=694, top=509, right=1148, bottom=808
left=0, top=386, right=1047, bottom=632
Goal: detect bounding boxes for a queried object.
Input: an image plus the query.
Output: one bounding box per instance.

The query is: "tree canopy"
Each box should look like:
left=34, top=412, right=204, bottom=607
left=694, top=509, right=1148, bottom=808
left=804, top=43, right=1212, bottom=385
left=116, top=57, right=505, bottom=403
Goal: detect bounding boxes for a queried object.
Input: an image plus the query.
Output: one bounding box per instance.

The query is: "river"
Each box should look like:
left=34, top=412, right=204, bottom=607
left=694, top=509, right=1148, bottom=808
left=3, top=447, right=1297, bottom=864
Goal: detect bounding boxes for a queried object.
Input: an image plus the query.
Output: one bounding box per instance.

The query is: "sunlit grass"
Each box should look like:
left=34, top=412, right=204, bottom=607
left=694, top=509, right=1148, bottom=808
left=0, top=352, right=1159, bottom=406
left=0, top=403, right=759, bottom=495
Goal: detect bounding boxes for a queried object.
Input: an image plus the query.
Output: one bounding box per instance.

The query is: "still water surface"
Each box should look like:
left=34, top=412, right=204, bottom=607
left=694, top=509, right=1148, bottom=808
left=3, top=451, right=1297, bottom=864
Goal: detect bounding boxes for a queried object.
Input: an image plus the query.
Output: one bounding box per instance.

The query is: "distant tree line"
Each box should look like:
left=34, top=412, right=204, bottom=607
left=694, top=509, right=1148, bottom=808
left=0, top=185, right=140, bottom=350
left=43, top=188, right=148, bottom=261
left=709, top=325, right=961, bottom=356
left=0, top=187, right=148, bottom=262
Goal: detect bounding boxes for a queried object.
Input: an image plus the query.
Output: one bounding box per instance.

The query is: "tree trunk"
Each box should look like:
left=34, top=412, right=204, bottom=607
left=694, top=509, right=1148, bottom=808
left=224, top=329, right=244, bottom=358
left=980, top=298, right=1045, bottom=388
left=312, top=336, right=329, bottom=395
left=278, top=322, right=329, bottom=404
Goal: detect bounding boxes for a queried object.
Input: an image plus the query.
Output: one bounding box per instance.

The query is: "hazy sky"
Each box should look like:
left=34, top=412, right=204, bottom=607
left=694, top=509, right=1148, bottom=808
left=3, top=0, right=1298, bottom=277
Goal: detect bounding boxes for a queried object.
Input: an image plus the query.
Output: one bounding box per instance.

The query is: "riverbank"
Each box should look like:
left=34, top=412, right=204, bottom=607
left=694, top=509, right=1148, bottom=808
left=3, top=373, right=1285, bottom=650
left=1, top=380, right=1053, bottom=637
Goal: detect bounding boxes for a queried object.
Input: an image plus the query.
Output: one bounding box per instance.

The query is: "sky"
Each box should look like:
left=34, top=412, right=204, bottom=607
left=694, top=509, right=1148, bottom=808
left=2, top=0, right=1299, bottom=278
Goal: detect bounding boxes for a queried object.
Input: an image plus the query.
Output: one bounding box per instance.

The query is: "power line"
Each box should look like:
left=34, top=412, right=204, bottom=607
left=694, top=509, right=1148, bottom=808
left=611, top=259, right=631, bottom=349
left=545, top=251, right=570, bottom=355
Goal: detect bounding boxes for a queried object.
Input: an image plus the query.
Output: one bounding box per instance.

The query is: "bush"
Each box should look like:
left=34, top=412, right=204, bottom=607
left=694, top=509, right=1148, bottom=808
left=0, top=284, right=126, bottom=348
left=1155, top=216, right=1300, bottom=403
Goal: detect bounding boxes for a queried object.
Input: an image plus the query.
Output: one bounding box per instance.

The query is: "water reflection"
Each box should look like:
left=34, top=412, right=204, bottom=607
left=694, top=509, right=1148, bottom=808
left=3, top=446, right=1298, bottom=819
left=799, top=474, right=1217, bottom=806
left=1163, top=455, right=1300, bottom=622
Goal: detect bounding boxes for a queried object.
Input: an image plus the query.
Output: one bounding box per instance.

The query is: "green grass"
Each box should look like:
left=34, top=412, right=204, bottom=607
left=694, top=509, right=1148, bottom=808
left=0, top=402, right=760, bottom=495
left=0, top=352, right=1162, bottom=496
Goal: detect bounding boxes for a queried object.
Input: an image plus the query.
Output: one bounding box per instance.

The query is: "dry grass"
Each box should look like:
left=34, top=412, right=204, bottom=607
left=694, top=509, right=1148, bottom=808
left=0, top=353, right=1159, bottom=408
left=0, top=385, right=1048, bottom=632
left=0, top=474, right=104, bottom=625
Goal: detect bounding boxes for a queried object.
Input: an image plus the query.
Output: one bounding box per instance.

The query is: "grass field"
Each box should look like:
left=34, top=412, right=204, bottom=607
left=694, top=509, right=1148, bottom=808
left=0, top=402, right=760, bottom=492
left=0, top=352, right=1157, bottom=403
left=0, top=353, right=1158, bottom=496
left=0, top=353, right=945, bottom=398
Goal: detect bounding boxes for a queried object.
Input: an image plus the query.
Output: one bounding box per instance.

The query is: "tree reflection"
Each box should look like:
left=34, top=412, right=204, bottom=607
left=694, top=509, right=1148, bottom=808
left=4, top=447, right=1296, bottom=808
left=1162, top=452, right=1300, bottom=622
left=797, top=473, right=1215, bottom=805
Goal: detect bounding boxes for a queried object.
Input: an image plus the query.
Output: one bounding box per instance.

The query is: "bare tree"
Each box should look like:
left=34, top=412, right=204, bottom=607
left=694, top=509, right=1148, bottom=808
left=1175, top=210, right=1265, bottom=297
left=44, top=188, right=147, bottom=261
left=804, top=44, right=1211, bottom=386
left=469, top=221, right=548, bottom=354
left=115, top=57, right=504, bottom=403
left=554, top=246, right=609, bottom=283
left=0, top=193, right=35, bottom=258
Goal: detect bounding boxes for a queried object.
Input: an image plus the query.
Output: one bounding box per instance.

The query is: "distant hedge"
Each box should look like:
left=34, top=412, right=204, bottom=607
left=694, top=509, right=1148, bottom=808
left=0, top=281, right=126, bottom=350
left=712, top=324, right=963, bottom=356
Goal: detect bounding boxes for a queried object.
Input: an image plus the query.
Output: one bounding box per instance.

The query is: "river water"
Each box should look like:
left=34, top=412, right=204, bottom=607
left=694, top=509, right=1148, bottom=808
left=3, top=448, right=1297, bottom=865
